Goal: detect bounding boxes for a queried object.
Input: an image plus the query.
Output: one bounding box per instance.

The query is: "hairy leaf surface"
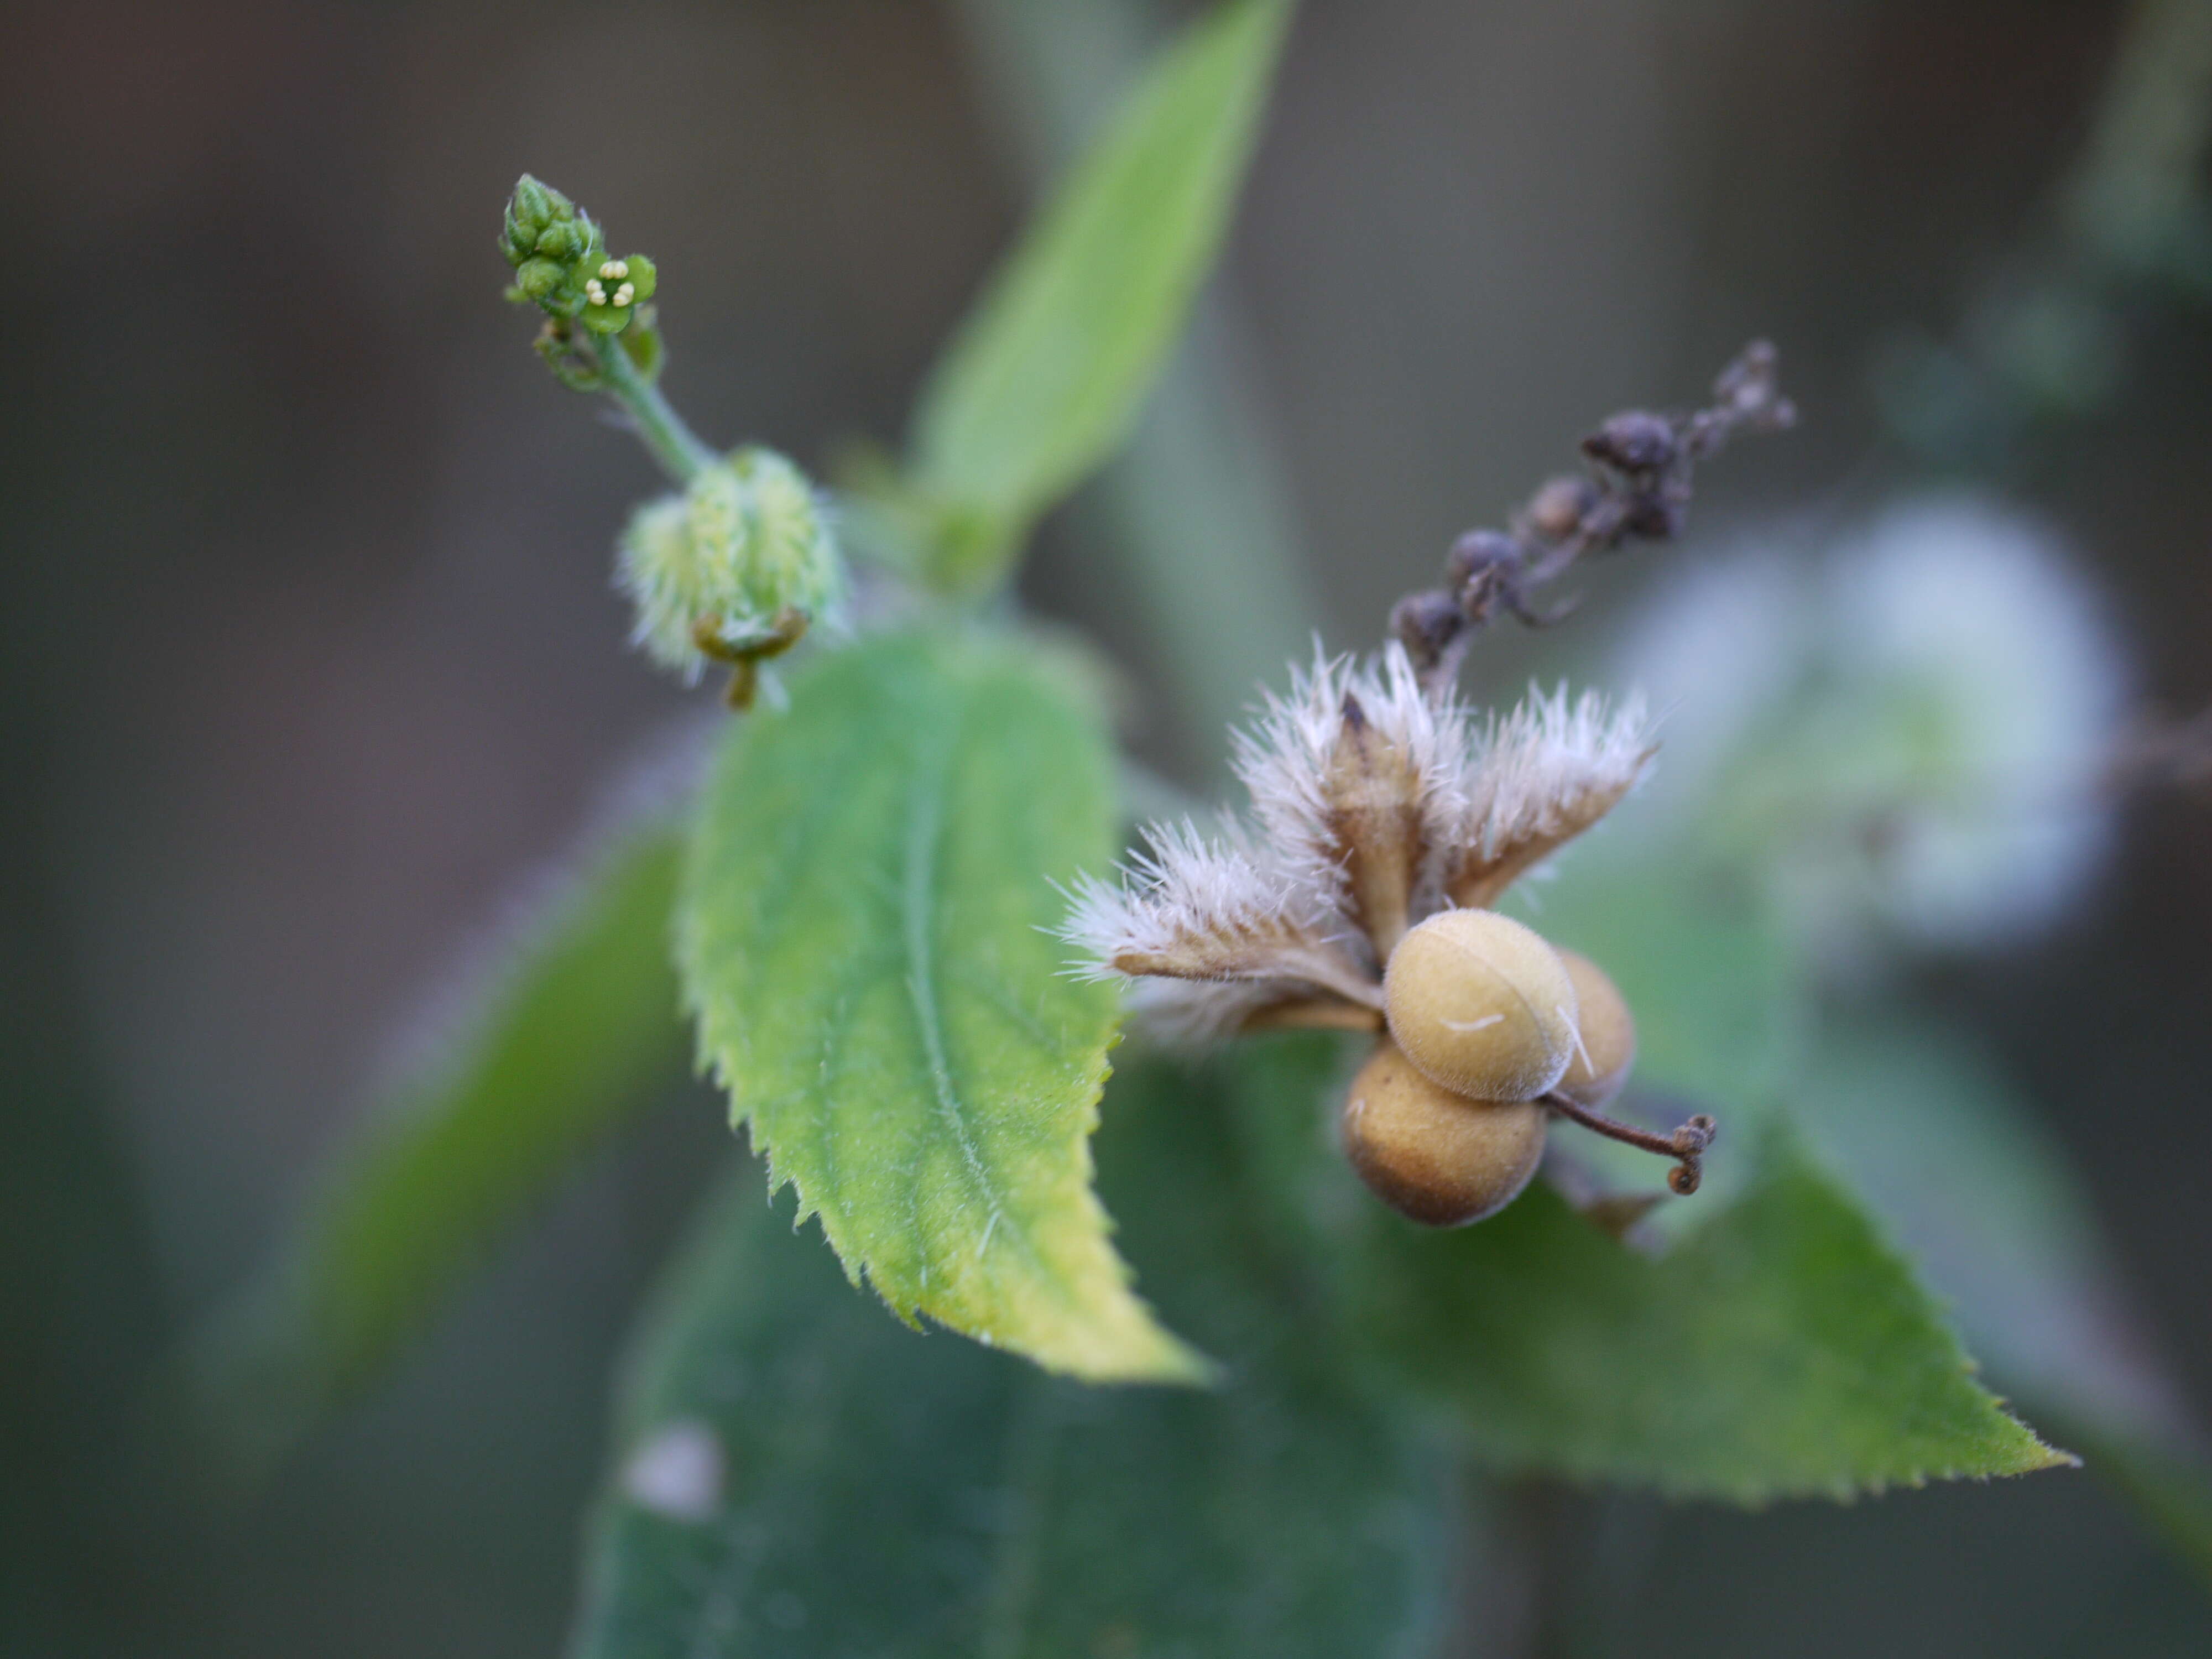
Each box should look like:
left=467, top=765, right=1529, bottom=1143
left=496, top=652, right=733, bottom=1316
left=1225, top=1034, right=2070, bottom=1503
left=1798, top=1020, right=2212, bottom=1580
left=909, top=0, right=1293, bottom=588
left=195, top=823, right=688, bottom=1469
left=679, top=629, right=1199, bottom=1381
left=572, top=1059, right=1450, bottom=1658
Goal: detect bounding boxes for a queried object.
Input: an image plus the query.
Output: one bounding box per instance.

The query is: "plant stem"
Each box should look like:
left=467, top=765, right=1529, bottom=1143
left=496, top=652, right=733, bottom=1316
left=1542, top=1091, right=1716, bottom=1194
left=594, top=335, right=718, bottom=485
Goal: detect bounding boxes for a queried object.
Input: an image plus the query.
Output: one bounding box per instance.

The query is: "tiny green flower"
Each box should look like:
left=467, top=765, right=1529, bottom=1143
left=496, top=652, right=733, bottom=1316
left=500, top=174, right=650, bottom=328
left=577, top=252, right=657, bottom=335
left=617, top=447, right=844, bottom=688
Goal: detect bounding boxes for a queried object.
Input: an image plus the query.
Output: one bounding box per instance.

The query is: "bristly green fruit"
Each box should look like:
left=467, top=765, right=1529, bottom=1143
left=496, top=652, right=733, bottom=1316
left=617, top=448, right=845, bottom=682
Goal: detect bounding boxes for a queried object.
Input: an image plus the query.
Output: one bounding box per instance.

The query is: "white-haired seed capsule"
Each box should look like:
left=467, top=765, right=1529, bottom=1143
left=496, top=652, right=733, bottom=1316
left=1340, top=1041, right=1547, bottom=1227
left=1554, top=948, right=1636, bottom=1109
left=1383, top=909, right=1578, bottom=1101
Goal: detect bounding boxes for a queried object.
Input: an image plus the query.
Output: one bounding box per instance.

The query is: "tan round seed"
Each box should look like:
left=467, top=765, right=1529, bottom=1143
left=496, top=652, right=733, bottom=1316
left=1382, top=908, right=1578, bottom=1101
left=1554, top=948, right=1636, bottom=1109
left=1340, top=1040, right=1547, bottom=1227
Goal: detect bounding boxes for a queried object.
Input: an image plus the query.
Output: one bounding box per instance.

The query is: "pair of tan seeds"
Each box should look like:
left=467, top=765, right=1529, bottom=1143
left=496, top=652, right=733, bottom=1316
left=1342, top=909, right=1636, bottom=1227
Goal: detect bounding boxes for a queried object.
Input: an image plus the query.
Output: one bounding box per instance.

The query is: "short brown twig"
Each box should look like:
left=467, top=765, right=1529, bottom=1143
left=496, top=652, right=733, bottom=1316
left=1392, top=340, right=1795, bottom=697
left=1541, top=1092, right=1718, bottom=1196
left=690, top=606, right=811, bottom=709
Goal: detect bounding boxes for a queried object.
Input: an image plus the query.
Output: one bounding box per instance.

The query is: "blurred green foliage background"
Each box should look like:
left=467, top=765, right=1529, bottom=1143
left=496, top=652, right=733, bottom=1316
left=4, top=1, right=2211, bottom=1653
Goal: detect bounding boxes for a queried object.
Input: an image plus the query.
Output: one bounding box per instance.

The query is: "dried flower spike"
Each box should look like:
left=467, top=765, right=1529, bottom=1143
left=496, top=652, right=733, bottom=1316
left=1394, top=340, right=1794, bottom=695
left=1067, top=348, right=1797, bottom=1217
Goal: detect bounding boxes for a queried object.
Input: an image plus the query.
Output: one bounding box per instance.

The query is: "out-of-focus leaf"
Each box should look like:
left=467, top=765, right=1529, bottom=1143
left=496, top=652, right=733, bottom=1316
left=572, top=1056, right=1452, bottom=1659
left=1354, top=1133, right=2068, bottom=1500
left=193, top=823, right=689, bottom=1472
left=907, top=0, right=1293, bottom=589
left=1221, top=1033, right=2069, bottom=1504
left=1504, top=847, right=1803, bottom=1224
left=1797, top=1019, right=2212, bottom=1583
left=677, top=629, right=1201, bottom=1382
left=2072, top=1423, right=2212, bottom=1589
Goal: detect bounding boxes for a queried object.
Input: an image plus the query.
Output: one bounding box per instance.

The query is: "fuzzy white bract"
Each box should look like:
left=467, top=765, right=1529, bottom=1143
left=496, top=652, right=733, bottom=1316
left=1448, top=685, right=1655, bottom=905
left=1230, top=644, right=1474, bottom=928
left=1062, top=819, right=1322, bottom=978
left=1062, top=641, right=1653, bottom=1042
left=1612, top=492, right=2128, bottom=959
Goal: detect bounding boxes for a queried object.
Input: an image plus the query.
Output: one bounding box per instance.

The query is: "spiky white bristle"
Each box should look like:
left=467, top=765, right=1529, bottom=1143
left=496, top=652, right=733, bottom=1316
left=1459, top=684, right=1655, bottom=866
left=1057, top=655, right=1655, bottom=1050
left=1060, top=820, right=1313, bottom=979
left=1230, top=640, right=1473, bottom=920
left=1120, top=976, right=1291, bottom=1048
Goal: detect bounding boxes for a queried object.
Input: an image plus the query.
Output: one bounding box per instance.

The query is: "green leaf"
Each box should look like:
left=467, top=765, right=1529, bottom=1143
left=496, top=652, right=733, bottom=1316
left=191, top=822, right=688, bottom=1472
left=1359, top=1131, right=2070, bottom=1500
left=1795, top=1019, right=2212, bottom=1583
left=907, top=0, right=1294, bottom=589
left=677, top=628, right=1202, bottom=1381
left=1222, top=1034, right=2070, bottom=1503
left=572, top=1056, right=1452, bottom=1658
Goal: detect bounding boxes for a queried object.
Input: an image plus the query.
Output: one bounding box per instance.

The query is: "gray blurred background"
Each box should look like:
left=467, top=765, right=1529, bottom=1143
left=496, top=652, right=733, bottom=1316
left=4, top=1, right=2210, bottom=1653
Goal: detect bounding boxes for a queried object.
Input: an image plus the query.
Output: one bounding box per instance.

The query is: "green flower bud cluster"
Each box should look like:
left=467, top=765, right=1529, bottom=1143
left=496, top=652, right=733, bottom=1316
left=500, top=175, right=658, bottom=336
left=617, top=448, right=846, bottom=693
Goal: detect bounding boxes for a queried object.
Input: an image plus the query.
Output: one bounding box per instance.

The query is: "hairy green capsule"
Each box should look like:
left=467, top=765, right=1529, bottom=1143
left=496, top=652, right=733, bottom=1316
left=617, top=448, right=845, bottom=684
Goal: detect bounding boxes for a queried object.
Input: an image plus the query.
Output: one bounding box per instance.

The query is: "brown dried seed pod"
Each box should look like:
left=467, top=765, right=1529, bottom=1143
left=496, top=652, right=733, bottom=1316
left=1525, top=474, right=1598, bottom=542
left=1340, top=1041, right=1547, bottom=1227
left=1382, top=909, right=1579, bottom=1101
left=1553, top=948, right=1636, bottom=1110
left=1583, top=410, right=1678, bottom=476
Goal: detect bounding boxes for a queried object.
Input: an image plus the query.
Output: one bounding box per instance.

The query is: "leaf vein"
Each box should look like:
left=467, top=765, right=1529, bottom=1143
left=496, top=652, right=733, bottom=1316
left=901, top=711, right=1008, bottom=1250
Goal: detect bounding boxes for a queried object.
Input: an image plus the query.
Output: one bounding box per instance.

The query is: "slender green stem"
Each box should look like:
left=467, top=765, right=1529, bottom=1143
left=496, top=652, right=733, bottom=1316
left=594, top=334, right=718, bottom=484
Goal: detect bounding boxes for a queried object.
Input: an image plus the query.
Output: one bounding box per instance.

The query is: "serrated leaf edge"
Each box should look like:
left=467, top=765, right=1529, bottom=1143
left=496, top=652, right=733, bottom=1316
left=679, top=633, right=1213, bottom=1387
